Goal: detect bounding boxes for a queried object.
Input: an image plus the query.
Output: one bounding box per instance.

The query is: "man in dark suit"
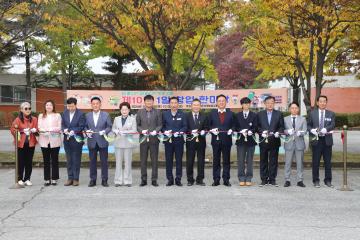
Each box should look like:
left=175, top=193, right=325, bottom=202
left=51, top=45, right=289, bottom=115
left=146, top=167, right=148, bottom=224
left=235, top=97, right=257, bottom=186
left=136, top=95, right=162, bottom=187
left=257, top=96, right=284, bottom=187
left=61, top=97, right=86, bottom=187
left=208, top=94, right=235, bottom=187
left=162, top=96, right=188, bottom=186
left=185, top=98, right=208, bottom=186
left=307, top=95, right=336, bottom=188
left=85, top=97, right=112, bottom=187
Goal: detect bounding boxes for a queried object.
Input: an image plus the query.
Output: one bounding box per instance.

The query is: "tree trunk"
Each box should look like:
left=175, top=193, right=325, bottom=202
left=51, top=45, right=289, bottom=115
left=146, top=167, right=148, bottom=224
left=61, top=69, right=68, bottom=107
left=24, top=42, right=31, bottom=103
left=315, top=52, right=325, bottom=103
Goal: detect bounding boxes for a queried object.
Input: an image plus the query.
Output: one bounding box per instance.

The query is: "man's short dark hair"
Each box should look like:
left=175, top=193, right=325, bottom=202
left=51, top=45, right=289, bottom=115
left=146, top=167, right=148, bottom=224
left=264, top=96, right=275, bottom=102
left=119, top=102, right=131, bottom=110
left=144, top=95, right=154, bottom=101
left=216, top=94, right=227, bottom=101
left=192, top=98, right=201, bottom=104
left=66, top=97, right=77, bottom=105
left=240, top=97, right=251, bottom=105
left=317, top=95, right=328, bottom=102
left=169, top=96, right=179, bottom=102
left=91, top=96, right=101, bottom=102
left=288, top=101, right=299, bottom=108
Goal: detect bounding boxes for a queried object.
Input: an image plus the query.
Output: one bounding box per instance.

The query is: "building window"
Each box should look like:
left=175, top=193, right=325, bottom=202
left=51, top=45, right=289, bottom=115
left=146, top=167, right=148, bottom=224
left=0, top=85, right=27, bottom=104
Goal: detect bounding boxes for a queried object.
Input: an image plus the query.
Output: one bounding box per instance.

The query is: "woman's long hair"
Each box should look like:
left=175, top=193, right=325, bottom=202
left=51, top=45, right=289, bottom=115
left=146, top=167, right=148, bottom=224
left=19, top=102, right=32, bottom=123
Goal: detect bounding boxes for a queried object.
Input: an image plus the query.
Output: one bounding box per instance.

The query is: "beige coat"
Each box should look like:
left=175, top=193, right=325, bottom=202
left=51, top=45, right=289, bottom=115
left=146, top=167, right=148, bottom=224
left=112, top=115, right=137, bottom=149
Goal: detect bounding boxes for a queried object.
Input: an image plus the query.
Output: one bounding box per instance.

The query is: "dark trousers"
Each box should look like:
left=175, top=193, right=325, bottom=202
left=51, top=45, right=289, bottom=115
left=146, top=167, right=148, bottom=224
left=17, top=143, right=35, bottom=181
left=212, top=143, right=231, bottom=182
left=237, top=145, right=255, bottom=182
left=64, top=139, right=83, bottom=181
left=186, top=142, right=205, bottom=183
left=41, top=145, right=60, bottom=181
left=89, top=143, right=108, bottom=181
left=312, top=137, right=332, bottom=183
left=140, top=142, right=159, bottom=182
left=259, top=146, right=279, bottom=182
left=164, top=140, right=184, bottom=182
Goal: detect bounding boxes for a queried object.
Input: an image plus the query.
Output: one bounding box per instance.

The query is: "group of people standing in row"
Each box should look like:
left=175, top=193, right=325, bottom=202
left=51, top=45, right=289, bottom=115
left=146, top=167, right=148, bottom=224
left=10, top=94, right=335, bottom=189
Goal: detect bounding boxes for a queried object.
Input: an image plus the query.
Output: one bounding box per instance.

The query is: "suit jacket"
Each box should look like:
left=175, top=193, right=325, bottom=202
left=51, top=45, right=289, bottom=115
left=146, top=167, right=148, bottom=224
left=136, top=108, right=162, bottom=144
left=10, top=116, right=38, bottom=148
left=208, top=109, right=235, bottom=146
left=185, top=111, right=208, bottom=145
left=61, top=109, right=86, bottom=144
left=235, top=111, right=257, bottom=146
left=112, top=115, right=137, bottom=149
left=307, top=108, right=335, bottom=146
left=257, top=109, right=284, bottom=148
left=284, top=115, right=307, bottom=151
left=162, top=110, right=187, bottom=143
left=38, top=113, right=62, bottom=148
left=85, top=111, right=112, bottom=149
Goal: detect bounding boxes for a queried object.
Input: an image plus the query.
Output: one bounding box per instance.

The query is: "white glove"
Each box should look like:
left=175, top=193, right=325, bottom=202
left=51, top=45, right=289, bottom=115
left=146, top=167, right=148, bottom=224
left=142, top=130, right=149, bottom=135
left=287, top=128, right=294, bottom=135
left=112, top=129, right=120, bottom=135
left=296, top=131, right=304, bottom=137
left=23, top=128, right=30, bottom=136
left=192, top=129, right=198, bottom=134
left=174, top=132, right=179, bottom=137
left=30, top=128, right=37, bottom=133
left=69, top=130, right=75, bottom=136
left=164, top=130, right=172, bottom=137
left=320, top=128, right=327, bottom=134
left=227, top=129, right=233, bottom=135
left=274, top=132, right=280, bottom=138
left=210, top=128, right=219, bottom=135
left=247, top=130, right=253, bottom=136
left=63, top=128, right=69, bottom=134
left=310, top=128, right=318, bottom=135
left=200, top=130, right=206, bottom=136
left=99, top=130, right=106, bottom=136
left=150, top=130, right=157, bottom=136
left=240, top=129, right=247, bottom=134
left=261, top=130, right=268, bottom=138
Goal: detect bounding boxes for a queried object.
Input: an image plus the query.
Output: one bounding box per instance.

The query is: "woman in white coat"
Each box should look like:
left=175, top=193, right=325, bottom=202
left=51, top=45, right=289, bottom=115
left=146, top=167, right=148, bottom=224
left=112, top=102, right=137, bottom=187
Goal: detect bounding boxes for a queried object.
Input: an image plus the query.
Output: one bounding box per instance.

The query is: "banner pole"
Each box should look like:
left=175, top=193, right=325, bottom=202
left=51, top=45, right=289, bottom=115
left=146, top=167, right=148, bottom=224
left=338, top=125, right=353, bottom=191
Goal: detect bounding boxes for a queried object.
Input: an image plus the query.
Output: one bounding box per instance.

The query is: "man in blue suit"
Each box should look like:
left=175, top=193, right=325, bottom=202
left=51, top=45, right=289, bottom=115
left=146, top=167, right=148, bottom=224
left=208, top=94, right=235, bottom=187
left=162, top=96, right=187, bottom=186
left=61, top=97, right=86, bottom=187
left=85, top=97, right=112, bottom=187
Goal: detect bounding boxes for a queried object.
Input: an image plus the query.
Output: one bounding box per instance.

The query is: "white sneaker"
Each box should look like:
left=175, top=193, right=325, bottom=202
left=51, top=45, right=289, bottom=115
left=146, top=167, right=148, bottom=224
left=18, top=180, right=25, bottom=186
left=51, top=180, right=57, bottom=185
left=24, top=180, right=32, bottom=186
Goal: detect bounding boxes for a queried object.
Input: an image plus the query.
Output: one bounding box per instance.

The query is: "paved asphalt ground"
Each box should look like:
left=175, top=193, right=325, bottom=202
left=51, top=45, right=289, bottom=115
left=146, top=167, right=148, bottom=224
left=0, top=168, right=359, bottom=240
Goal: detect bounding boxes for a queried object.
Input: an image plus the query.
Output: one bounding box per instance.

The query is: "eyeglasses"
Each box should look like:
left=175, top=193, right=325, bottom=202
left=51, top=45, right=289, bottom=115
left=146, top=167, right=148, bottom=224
left=24, top=107, right=31, bottom=111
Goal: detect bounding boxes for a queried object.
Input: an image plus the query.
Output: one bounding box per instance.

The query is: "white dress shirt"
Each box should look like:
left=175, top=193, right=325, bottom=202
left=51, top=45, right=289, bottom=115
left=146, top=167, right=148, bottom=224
left=69, top=111, right=75, bottom=123
left=93, top=111, right=101, bottom=126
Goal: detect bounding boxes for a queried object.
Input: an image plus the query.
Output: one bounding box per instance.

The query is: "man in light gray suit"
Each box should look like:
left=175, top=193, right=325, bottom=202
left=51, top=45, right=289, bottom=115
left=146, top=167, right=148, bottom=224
left=283, top=102, right=307, bottom=188
left=85, top=97, right=112, bottom=187
left=136, top=95, right=162, bottom=187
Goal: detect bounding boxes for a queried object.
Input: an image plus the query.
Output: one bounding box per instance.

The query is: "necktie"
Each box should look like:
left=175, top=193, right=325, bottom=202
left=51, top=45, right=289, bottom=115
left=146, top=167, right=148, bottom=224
left=292, top=117, right=296, bottom=129
left=267, top=112, right=272, bottom=125
left=319, top=111, right=324, bottom=129
left=194, top=114, right=199, bottom=127
left=219, top=112, right=225, bottom=124
left=244, top=113, right=247, bottom=119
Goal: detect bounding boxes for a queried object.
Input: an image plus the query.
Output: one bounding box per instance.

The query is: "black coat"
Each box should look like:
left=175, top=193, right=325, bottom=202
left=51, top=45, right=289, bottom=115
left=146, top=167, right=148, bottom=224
left=235, top=111, right=258, bottom=146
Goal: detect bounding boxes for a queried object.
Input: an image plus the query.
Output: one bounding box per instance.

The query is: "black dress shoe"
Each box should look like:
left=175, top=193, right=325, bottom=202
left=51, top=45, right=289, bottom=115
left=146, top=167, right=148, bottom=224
left=140, top=181, right=147, bottom=187
left=325, top=181, right=334, bottom=188
left=151, top=181, right=158, bottom=187
left=166, top=180, right=174, bottom=186
left=196, top=180, right=205, bottom=186
left=187, top=181, right=194, bottom=186
left=284, top=181, right=291, bottom=187
left=175, top=181, right=183, bottom=186
left=314, top=181, right=320, bottom=188
left=88, top=180, right=96, bottom=187
left=212, top=181, right=220, bottom=186
left=297, top=181, right=306, bottom=187
left=270, top=181, right=279, bottom=187
left=224, top=181, right=231, bottom=187
left=101, top=180, right=109, bottom=187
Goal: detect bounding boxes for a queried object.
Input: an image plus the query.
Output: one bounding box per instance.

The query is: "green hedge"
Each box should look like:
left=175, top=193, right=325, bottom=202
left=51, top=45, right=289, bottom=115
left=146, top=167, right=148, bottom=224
left=335, top=113, right=360, bottom=128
